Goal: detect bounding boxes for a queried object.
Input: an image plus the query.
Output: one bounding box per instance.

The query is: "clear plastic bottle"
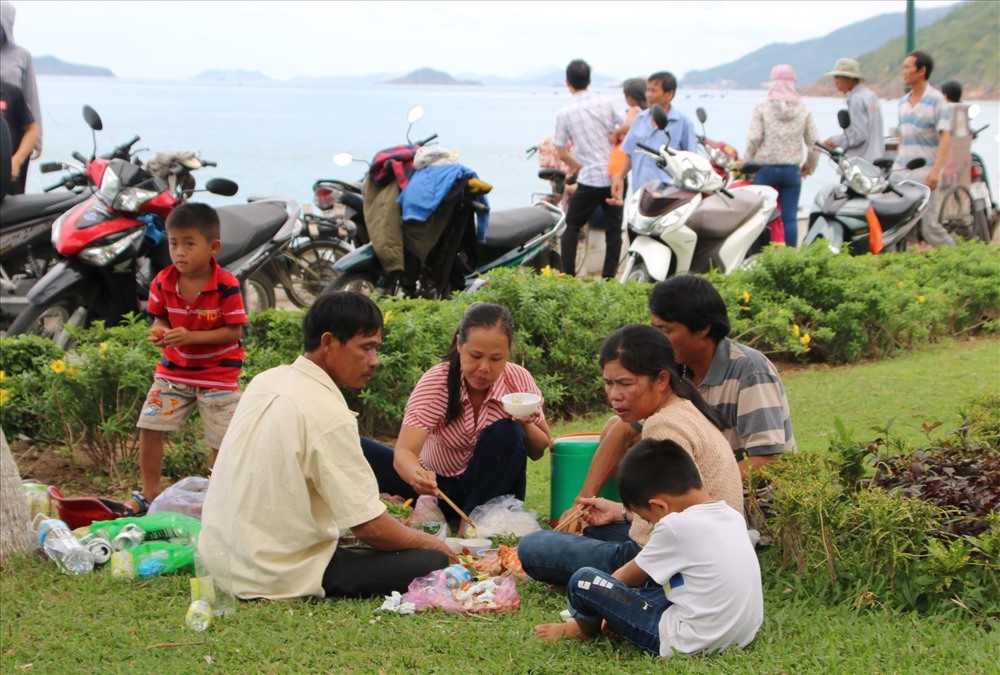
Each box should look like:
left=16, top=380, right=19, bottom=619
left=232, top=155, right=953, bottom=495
left=32, top=514, right=94, bottom=575
left=443, top=563, right=472, bottom=589
left=185, top=599, right=213, bottom=631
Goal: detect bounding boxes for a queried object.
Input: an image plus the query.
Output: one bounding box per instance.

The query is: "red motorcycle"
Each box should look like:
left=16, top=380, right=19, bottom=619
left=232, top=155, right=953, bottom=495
left=8, top=106, right=300, bottom=347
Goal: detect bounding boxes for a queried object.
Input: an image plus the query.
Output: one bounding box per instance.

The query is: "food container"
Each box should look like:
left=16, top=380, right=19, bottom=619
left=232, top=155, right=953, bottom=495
left=501, top=392, right=541, bottom=417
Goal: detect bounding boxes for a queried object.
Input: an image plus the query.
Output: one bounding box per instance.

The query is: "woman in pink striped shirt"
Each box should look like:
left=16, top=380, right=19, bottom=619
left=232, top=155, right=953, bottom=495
left=362, top=303, right=552, bottom=523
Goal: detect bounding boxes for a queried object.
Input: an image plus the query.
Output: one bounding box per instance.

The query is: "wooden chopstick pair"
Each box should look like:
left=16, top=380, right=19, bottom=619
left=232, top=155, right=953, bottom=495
left=554, top=502, right=590, bottom=532
left=436, top=488, right=478, bottom=533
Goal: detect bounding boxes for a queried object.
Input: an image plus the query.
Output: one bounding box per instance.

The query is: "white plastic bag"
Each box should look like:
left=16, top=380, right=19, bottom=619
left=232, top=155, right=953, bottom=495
left=467, top=495, right=541, bottom=538
left=148, top=476, right=209, bottom=520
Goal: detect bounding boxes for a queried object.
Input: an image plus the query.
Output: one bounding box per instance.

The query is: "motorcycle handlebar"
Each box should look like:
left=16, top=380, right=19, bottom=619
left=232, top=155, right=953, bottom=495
left=200, top=159, right=218, bottom=167
left=72, top=151, right=88, bottom=164
left=414, top=133, right=438, bottom=146
left=637, top=142, right=660, bottom=155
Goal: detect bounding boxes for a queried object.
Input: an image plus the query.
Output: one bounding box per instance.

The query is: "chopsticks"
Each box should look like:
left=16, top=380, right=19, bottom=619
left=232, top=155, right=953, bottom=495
left=436, top=489, right=479, bottom=533
left=554, top=502, right=590, bottom=532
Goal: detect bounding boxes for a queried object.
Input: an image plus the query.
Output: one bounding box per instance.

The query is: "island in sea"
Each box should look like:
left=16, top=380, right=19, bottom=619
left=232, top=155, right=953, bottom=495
left=384, top=68, right=481, bottom=86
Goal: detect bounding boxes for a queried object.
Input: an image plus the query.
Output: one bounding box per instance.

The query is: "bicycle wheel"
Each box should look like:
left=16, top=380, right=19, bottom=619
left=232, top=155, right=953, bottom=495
left=938, top=185, right=976, bottom=240
left=282, top=239, right=351, bottom=308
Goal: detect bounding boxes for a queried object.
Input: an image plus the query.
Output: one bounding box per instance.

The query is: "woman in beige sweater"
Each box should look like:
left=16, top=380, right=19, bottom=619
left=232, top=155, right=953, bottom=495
left=517, top=324, right=744, bottom=585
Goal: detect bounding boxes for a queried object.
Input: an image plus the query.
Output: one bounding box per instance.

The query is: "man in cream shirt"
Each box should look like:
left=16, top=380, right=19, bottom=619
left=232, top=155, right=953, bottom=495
left=199, top=291, right=452, bottom=600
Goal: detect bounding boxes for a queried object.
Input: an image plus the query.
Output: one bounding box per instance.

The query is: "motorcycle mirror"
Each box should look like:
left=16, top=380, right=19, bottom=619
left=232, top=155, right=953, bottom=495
left=407, top=106, right=425, bottom=125
left=333, top=152, right=354, bottom=167
left=905, top=157, right=927, bottom=171
left=696, top=107, right=707, bottom=124
left=82, top=105, right=103, bottom=131
left=837, top=109, right=851, bottom=130
left=205, top=177, right=239, bottom=197
left=968, top=103, right=981, bottom=120
left=651, top=104, right=668, bottom=131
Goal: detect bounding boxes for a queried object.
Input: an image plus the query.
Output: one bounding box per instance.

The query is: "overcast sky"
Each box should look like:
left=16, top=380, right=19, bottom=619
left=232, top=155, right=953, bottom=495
left=10, top=0, right=961, bottom=81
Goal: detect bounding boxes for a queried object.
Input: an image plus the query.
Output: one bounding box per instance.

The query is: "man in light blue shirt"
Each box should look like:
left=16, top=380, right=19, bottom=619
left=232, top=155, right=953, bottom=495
left=609, top=72, right=698, bottom=205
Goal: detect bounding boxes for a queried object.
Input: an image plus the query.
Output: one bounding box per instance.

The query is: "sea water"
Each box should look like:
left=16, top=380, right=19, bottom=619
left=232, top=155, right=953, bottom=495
left=30, top=77, right=999, bottom=214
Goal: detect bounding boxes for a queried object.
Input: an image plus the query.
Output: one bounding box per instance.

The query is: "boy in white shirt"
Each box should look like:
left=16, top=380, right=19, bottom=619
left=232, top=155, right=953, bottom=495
left=534, top=438, right=763, bottom=658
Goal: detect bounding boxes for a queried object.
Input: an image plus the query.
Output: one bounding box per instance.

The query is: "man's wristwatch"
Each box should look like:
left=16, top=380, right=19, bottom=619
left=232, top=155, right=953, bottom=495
left=620, top=505, right=630, bottom=524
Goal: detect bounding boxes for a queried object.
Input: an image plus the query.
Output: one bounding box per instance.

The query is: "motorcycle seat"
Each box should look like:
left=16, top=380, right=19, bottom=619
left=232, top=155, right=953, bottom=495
left=638, top=185, right=698, bottom=217
left=480, top=206, right=558, bottom=250
left=0, top=191, right=86, bottom=229
left=686, top=190, right=764, bottom=238
left=869, top=182, right=926, bottom=219
left=216, top=202, right=289, bottom=263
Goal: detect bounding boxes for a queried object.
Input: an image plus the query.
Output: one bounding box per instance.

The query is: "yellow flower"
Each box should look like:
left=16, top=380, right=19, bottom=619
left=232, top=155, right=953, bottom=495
left=800, top=334, right=811, bottom=346
left=99, top=342, right=109, bottom=354
left=0, top=388, right=8, bottom=406
left=67, top=367, right=81, bottom=378
left=741, top=291, right=751, bottom=303
left=917, top=295, right=926, bottom=303
left=791, top=324, right=800, bottom=338
left=803, top=346, right=811, bottom=353
left=383, top=310, right=394, bottom=324
left=0, top=370, right=5, bottom=383
left=50, top=359, right=67, bottom=374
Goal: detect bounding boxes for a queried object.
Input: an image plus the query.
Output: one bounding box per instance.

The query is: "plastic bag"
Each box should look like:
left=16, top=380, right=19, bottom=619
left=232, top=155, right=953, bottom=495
left=148, top=476, right=210, bottom=520
left=401, top=570, right=519, bottom=613
left=89, top=511, right=201, bottom=547
left=466, top=495, right=541, bottom=538
left=409, top=495, right=449, bottom=539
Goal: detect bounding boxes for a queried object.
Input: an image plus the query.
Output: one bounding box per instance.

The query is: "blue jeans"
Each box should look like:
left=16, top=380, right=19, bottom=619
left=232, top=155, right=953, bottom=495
left=360, top=419, right=527, bottom=520
left=517, top=529, right=642, bottom=586
left=567, top=566, right=670, bottom=656
left=755, top=164, right=801, bottom=246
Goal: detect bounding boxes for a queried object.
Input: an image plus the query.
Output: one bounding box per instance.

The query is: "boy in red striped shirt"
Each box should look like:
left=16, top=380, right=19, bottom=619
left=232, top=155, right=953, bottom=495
left=128, top=203, right=246, bottom=515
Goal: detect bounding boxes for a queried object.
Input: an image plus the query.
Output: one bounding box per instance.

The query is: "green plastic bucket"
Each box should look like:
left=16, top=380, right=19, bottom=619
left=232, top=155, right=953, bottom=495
left=550, top=433, right=621, bottom=526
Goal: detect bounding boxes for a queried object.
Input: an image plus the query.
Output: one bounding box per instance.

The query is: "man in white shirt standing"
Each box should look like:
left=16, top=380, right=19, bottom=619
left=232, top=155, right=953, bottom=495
left=822, top=58, right=884, bottom=164
left=554, top=59, right=625, bottom=279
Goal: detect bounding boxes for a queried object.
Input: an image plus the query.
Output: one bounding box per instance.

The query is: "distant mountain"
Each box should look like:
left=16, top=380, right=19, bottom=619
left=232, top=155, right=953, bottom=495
left=384, top=68, right=481, bottom=86
left=834, top=0, right=999, bottom=100
left=681, top=5, right=952, bottom=90
left=35, top=55, right=113, bottom=77
left=189, top=69, right=274, bottom=85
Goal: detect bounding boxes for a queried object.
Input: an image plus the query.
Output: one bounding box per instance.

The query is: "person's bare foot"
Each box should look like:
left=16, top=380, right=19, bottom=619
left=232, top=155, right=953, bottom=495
left=534, top=621, right=582, bottom=641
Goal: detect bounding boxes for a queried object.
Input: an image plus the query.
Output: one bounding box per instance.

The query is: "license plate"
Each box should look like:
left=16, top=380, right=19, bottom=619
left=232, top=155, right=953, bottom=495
left=970, top=181, right=990, bottom=203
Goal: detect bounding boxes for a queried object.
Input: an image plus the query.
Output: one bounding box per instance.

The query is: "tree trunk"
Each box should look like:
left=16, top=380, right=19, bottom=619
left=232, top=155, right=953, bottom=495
left=1, top=428, right=35, bottom=563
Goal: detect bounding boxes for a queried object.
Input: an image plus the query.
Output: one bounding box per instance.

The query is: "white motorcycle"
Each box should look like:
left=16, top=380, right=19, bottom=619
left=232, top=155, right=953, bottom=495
left=618, top=105, right=772, bottom=283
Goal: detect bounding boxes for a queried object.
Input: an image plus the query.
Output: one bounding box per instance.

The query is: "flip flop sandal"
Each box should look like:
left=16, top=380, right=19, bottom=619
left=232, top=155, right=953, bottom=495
left=126, top=492, right=153, bottom=517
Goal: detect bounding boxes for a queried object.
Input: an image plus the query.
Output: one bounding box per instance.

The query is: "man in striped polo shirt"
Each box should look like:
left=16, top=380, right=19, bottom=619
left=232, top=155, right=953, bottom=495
left=565, top=275, right=794, bottom=526
left=895, top=50, right=954, bottom=248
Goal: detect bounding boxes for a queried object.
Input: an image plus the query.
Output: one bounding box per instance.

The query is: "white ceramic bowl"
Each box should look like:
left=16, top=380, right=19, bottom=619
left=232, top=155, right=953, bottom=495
left=501, top=392, right=541, bottom=417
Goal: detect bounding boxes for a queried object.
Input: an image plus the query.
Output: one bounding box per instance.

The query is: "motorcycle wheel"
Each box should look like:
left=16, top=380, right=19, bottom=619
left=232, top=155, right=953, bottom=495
left=325, top=271, right=380, bottom=297
left=972, top=207, right=991, bottom=243
left=242, top=275, right=276, bottom=314
left=7, top=297, right=85, bottom=348
left=622, top=260, right=652, bottom=284
left=282, top=239, right=351, bottom=308
left=938, top=186, right=977, bottom=240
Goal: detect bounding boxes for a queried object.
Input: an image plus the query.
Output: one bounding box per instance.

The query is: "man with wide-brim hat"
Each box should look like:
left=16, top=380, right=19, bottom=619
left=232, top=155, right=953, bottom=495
left=822, top=57, right=884, bottom=164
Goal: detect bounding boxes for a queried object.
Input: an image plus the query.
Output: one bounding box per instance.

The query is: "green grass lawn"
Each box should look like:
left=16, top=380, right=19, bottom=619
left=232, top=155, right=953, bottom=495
left=2, top=338, right=998, bottom=673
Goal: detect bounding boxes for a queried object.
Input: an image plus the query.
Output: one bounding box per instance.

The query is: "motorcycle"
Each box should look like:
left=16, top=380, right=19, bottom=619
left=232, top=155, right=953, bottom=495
left=618, top=104, right=771, bottom=283
left=323, top=106, right=566, bottom=299
left=803, top=109, right=930, bottom=255
left=7, top=105, right=301, bottom=348
left=0, top=115, right=141, bottom=329
left=693, top=106, right=782, bottom=250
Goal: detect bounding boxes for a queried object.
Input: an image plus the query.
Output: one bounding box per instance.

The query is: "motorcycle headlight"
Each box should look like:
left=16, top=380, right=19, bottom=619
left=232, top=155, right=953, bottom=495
left=78, top=229, right=145, bottom=266
left=114, top=187, right=161, bottom=212
left=707, top=146, right=735, bottom=171
left=843, top=158, right=885, bottom=195
left=680, top=167, right=711, bottom=192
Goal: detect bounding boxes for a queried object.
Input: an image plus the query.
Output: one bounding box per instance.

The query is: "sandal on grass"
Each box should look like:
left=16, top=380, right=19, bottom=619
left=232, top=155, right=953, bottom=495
left=125, top=492, right=152, bottom=517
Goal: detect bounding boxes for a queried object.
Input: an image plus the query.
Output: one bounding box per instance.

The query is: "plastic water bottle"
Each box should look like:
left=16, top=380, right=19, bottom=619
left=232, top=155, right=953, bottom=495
left=32, top=514, right=94, bottom=575
left=185, top=600, right=213, bottom=631
left=443, top=563, right=472, bottom=589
